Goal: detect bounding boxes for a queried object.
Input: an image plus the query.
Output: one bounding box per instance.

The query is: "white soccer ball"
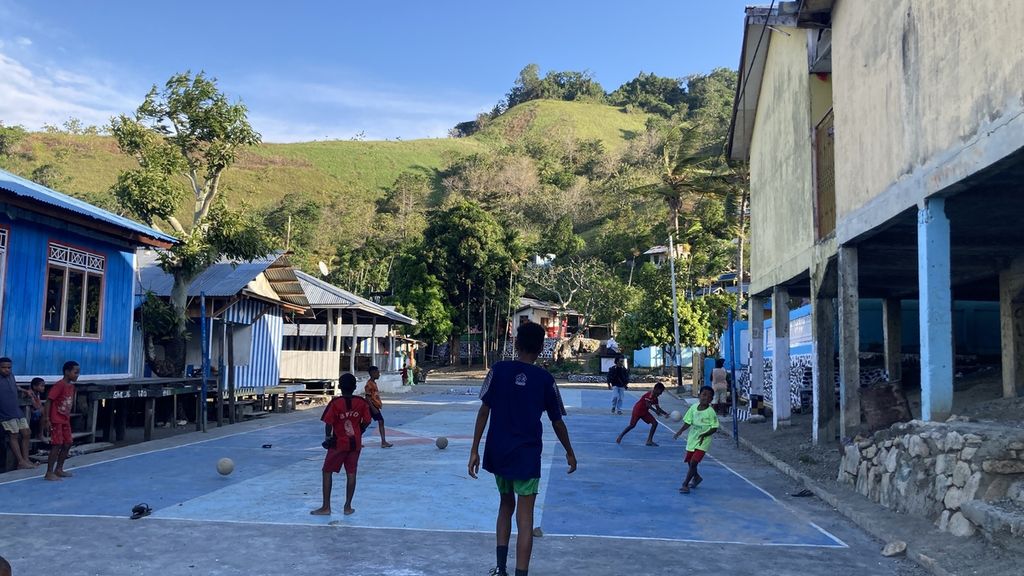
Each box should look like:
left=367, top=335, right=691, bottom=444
left=669, top=410, right=682, bottom=422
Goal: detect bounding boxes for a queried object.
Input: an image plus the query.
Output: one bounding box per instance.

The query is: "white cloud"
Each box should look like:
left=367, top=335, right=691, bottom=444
left=15, top=36, right=31, bottom=46
left=0, top=51, right=138, bottom=130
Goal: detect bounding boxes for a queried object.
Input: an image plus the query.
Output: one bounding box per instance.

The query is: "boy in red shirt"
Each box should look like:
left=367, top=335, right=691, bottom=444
left=43, top=361, right=79, bottom=481
left=616, top=382, right=670, bottom=446
left=311, top=373, right=371, bottom=516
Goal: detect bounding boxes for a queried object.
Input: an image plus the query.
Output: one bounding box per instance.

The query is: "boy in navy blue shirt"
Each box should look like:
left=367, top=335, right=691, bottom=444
left=469, top=321, right=577, bottom=576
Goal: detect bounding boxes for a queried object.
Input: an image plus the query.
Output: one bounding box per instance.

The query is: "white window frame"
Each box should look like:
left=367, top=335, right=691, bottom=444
left=44, top=242, right=105, bottom=339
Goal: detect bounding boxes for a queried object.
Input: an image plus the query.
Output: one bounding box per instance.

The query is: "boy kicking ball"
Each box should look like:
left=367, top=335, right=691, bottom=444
left=672, top=386, right=719, bottom=493
left=616, top=382, right=670, bottom=446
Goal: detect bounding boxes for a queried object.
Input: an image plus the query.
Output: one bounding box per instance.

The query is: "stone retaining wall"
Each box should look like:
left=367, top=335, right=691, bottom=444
left=839, top=419, right=1024, bottom=545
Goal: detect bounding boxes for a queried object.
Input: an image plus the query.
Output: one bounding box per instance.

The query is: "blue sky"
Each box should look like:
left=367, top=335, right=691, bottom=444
left=0, top=0, right=752, bottom=142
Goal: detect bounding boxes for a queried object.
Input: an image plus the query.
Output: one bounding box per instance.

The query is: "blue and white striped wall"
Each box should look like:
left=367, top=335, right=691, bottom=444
left=223, top=299, right=282, bottom=394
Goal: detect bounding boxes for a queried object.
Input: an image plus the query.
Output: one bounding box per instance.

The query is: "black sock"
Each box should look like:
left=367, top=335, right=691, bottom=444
left=515, top=570, right=528, bottom=576
left=496, top=546, right=509, bottom=570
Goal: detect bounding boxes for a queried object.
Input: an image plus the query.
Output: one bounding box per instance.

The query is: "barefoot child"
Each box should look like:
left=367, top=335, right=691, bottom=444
left=311, top=373, right=371, bottom=516
left=364, top=366, right=392, bottom=448
left=44, top=361, right=79, bottom=481
left=0, top=357, right=35, bottom=470
left=672, top=386, right=718, bottom=494
left=469, top=321, right=577, bottom=576
left=616, top=382, right=670, bottom=446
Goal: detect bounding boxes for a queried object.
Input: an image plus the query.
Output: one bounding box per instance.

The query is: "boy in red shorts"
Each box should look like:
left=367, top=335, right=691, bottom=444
left=616, top=382, right=670, bottom=446
left=673, top=386, right=719, bottom=493
left=44, top=361, right=79, bottom=481
left=311, top=373, right=371, bottom=516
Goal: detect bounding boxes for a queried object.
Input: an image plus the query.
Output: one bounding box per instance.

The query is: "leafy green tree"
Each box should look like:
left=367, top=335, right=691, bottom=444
left=0, top=123, right=27, bottom=162
left=539, top=215, right=584, bottom=257
left=396, top=201, right=523, bottom=359
left=110, top=72, right=274, bottom=375
left=608, top=72, right=687, bottom=118
left=30, top=163, right=70, bottom=190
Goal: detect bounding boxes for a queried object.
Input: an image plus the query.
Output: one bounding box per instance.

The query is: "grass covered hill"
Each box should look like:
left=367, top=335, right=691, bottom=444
left=1, top=99, right=654, bottom=248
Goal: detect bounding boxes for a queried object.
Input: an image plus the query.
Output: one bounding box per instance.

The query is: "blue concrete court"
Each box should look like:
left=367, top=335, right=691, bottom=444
left=0, top=389, right=843, bottom=548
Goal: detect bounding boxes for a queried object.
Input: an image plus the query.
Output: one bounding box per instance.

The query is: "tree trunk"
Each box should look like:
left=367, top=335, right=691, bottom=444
left=159, top=271, right=192, bottom=377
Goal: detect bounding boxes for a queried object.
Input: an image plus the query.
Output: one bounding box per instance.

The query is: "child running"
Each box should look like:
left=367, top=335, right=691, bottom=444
left=363, top=366, right=392, bottom=448
left=672, top=386, right=719, bottom=493
left=615, top=382, right=669, bottom=446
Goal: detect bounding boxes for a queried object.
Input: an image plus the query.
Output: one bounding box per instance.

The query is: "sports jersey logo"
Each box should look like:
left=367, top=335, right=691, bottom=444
left=515, top=373, right=527, bottom=387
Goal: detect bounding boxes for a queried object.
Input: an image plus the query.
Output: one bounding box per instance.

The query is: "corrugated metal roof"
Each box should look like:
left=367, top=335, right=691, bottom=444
left=515, top=297, right=581, bottom=316
left=294, top=270, right=416, bottom=325
left=137, top=250, right=309, bottom=310
left=0, top=168, right=176, bottom=246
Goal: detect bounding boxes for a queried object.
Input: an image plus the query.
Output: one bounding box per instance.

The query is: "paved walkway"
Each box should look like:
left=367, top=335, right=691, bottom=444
left=0, top=386, right=925, bottom=575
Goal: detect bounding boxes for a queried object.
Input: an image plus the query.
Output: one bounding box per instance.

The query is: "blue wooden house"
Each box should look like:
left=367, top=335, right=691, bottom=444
left=0, top=168, right=174, bottom=381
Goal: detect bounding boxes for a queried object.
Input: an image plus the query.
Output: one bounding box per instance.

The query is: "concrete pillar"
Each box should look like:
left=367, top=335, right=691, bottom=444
left=882, top=298, right=903, bottom=384
left=838, top=246, right=861, bottom=437
left=918, top=197, right=953, bottom=422
left=812, top=295, right=837, bottom=444
left=749, top=296, right=766, bottom=402
left=772, top=287, right=791, bottom=428
left=349, top=309, right=358, bottom=374
left=999, top=259, right=1024, bottom=398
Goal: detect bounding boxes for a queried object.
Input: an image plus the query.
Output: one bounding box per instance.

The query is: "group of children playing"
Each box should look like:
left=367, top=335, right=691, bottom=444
left=0, top=358, right=79, bottom=481
left=313, top=321, right=720, bottom=576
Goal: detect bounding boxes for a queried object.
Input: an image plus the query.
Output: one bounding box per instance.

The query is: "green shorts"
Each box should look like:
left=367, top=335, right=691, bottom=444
left=494, top=474, right=540, bottom=496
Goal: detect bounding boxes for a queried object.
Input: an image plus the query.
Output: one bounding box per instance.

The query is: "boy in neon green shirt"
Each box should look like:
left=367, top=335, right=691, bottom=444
left=672, top=386, right=718, bottom=494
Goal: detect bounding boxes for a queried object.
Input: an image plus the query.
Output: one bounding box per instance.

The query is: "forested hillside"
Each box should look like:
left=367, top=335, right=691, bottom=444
left=0, top=64, right=744, bottom=355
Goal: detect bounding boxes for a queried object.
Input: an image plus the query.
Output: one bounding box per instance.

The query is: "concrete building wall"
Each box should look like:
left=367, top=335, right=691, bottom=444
left=748, top=26, right=816, bottom=294
left=831, top=0, right=1024, bottom=237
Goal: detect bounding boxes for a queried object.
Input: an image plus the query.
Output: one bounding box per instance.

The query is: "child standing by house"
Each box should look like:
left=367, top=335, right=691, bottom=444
left=673, top=386, right=719, bottom=494
left=710, top=358, right=730, bottom=415
left=469, top=321, right=577, bottom=576
left=364, top=366, right=393, bottom=448
left=44, top=361, right=79, bottom=481
left=616, top=382, right=670, bottom=446
left=0, top=357, right=34, bottom=470
left=311, top=373, right=372, bottom=516
left=24, top=378, right=46, bottom=443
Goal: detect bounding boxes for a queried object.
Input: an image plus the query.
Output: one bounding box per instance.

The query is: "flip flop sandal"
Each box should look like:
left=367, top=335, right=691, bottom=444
left=130, top=503, right=152, bottom=520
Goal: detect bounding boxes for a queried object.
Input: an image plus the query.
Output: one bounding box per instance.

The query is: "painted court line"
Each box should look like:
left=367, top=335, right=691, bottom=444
left=0, top=512, right=847, bottom=548
left=654, top=418, right=848, bottom=548
left=0, top=419, right=301, bottom=487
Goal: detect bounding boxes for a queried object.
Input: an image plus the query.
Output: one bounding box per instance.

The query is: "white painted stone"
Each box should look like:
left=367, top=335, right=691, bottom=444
left=963, top=472, right=983, bottom=501
left=843, top=445, right=860, bottom=475
left=880, top=472, right=893, bottom=507
left=944, top=486, right=964, bottom=510
left=948, top=512, right=976, bottom=537
left=935, top=454, right=954, bottom=475
left=937, top=510, right=951, bottom=531
left=945, top=431, right=965, bottom=451
left=952, top=461, right=971, bottom=487
left=935, top=474, right=952, bottom=496
left=964, top=434, right=983, bottom=445
left=1008, top=441, right=1024, bottom=451
left=885, top=448, right=899, bottom=473
left=884, top=440, right=894, bottom=448
left=960, top=446, right=978, bottom=461
left=863, top=445, right=878, bottom=460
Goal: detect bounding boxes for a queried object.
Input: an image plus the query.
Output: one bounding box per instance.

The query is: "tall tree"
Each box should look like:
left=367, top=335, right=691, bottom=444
left=110, top=72, right=274, bottom=375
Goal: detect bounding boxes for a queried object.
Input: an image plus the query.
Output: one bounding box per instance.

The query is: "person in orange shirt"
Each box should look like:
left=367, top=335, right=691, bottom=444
left=363, top=366, right=392, bottom=448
